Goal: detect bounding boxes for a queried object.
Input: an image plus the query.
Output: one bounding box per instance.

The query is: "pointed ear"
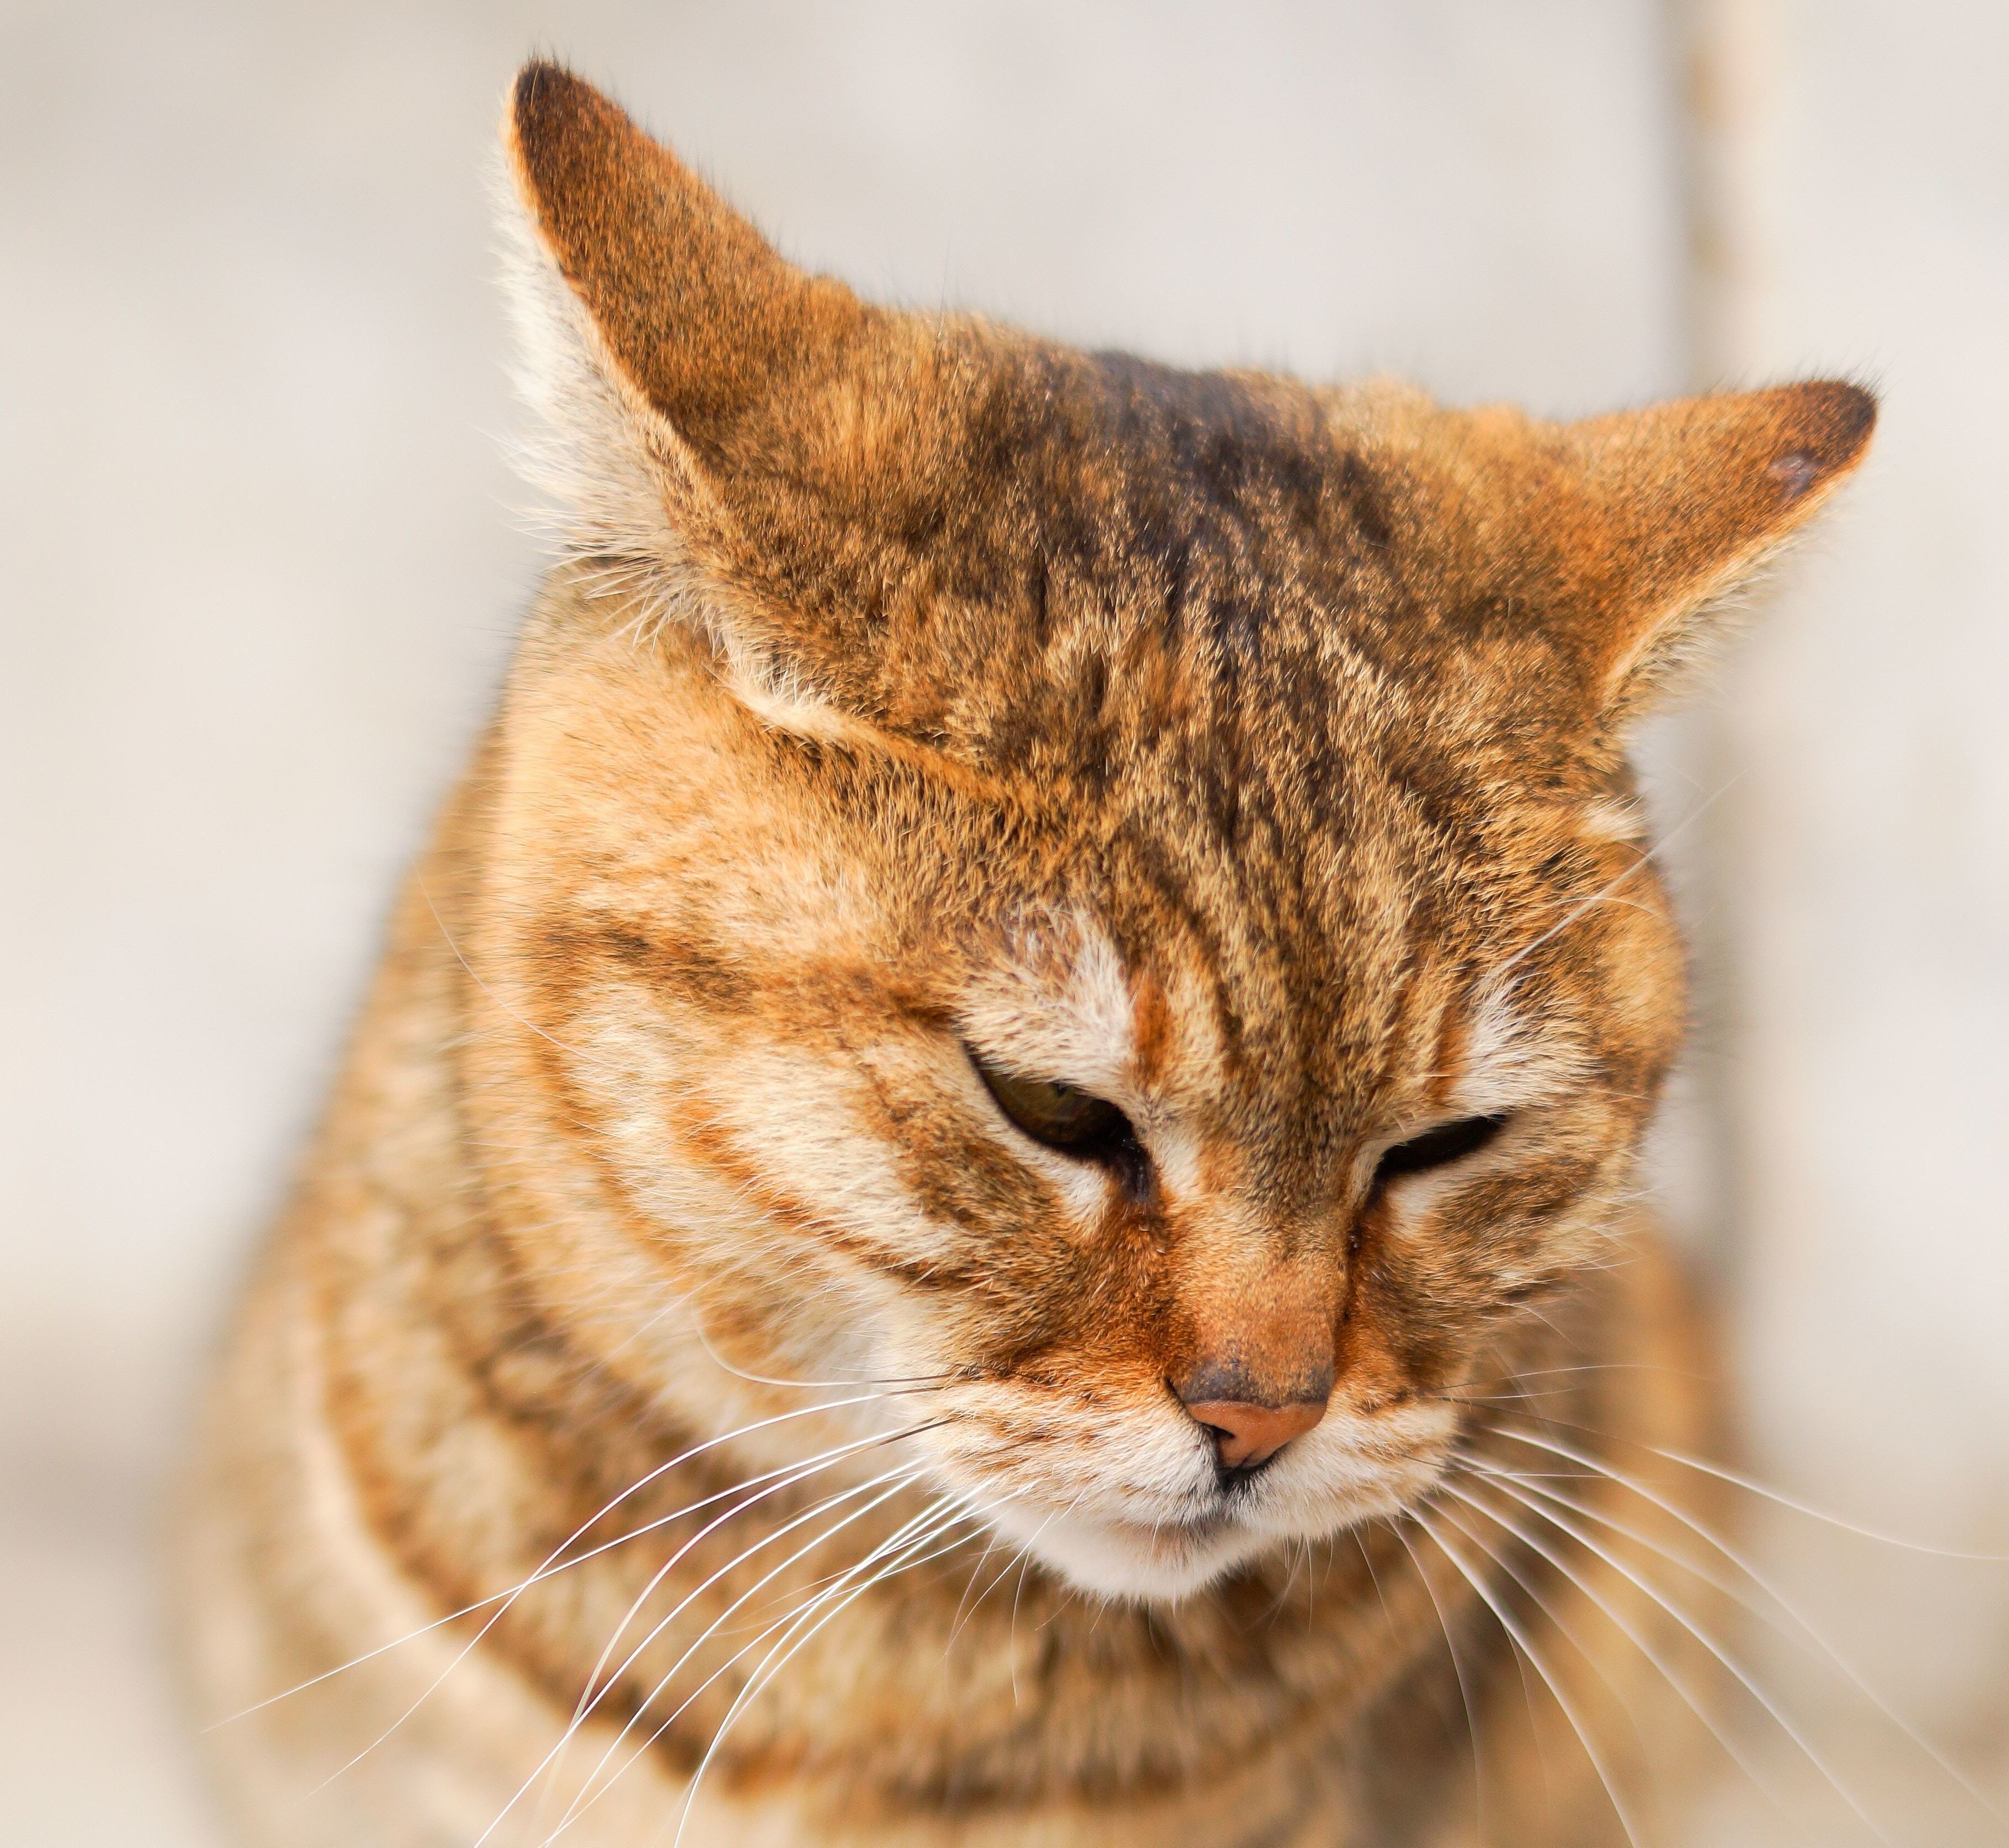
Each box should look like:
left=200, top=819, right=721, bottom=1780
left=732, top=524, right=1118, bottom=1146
left=1462, top=382, right=1876, bottom=721
left=503, top=61, right=875, bottom=477
left=498, top=60, right=934, bottom=699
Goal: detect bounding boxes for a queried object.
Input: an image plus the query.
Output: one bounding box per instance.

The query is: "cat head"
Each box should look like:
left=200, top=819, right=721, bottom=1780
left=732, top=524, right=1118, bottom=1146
left=480, top=63, right=1872, bottom=1600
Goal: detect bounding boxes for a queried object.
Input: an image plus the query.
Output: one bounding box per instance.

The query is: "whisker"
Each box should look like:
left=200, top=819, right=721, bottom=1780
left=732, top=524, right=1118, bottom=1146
left=1355, top=1524, right=1399, bottom=1637
left=557, top=1472, right=952, bottom=1833
left=1006, top=1508, right=1064, bottom=1706
left=1489, top=777, right=1739, bottom=986
left=309, top=1427, right=941, bottom=1805
left=531, top=1445, right=948, bottom=1830
left=484, top=1456, right=943, bottom=1847
left=560, top=1421, right=945, bottom=1742
left=1444, top=1470, right=1812, bottom=1836
left=1454, top=1361, right=1709, bottom=1394
left=1390, top=1520, right=1491, bottom=1838
left=211, top=1393, right=902, bottom=1735
left=420, top=878, right=593, bottom=1061
left=559, top=1491, right=985, bottom=1846
left=945, top=1514, right=1019, bottom=1653
left=1470, top=1419, right=2009, bottom=1833
left=1413, top=1508, right=1651, bottom=1848
left=1456, top=1508, right=1559, bottom=1808
left=688, top=1311, right=959, bottom=1391
left=663, top=1495, right=986, bottom=1848
left=1502, top=1414, right=2009, bottom=1561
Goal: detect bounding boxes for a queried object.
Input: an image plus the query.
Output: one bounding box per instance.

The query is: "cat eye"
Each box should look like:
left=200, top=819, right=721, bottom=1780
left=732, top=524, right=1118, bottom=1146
left=1371, top=1113, right=1510, bottom=1189
left=968, top=1050, right=1146, bottom=1179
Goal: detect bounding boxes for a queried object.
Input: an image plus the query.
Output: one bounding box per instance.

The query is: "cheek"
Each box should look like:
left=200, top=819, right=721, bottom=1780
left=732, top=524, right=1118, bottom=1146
left=845, top=1047, right=1192, bottom=1376
left=1592, top=899, right=1691, bottom=1090
left=542, top=987, right=933, bottom=1268
left=1341, top=1212, right=1472, bottom=1395
left=1346, top=1136, right=1622, bottom=1378
left=1394, top=1142, right=1624, bottom=1262
left=560, top=983, right=1132, bottom=1334
left=883, top=1186, right=1184, bottom=1399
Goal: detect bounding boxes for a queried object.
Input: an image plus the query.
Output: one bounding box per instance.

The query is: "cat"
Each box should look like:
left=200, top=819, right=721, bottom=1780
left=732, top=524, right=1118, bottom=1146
left=172, top=59, right=1875, bottom=1848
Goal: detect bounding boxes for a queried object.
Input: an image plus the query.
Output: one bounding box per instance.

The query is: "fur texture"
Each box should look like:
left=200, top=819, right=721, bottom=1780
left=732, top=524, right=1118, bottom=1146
left=174, top=61, right=1875, bottom=1847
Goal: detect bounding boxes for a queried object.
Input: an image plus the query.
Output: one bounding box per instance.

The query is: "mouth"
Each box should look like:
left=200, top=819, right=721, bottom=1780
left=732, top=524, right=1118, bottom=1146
left=925, top=1399, right=1459, bottom=1603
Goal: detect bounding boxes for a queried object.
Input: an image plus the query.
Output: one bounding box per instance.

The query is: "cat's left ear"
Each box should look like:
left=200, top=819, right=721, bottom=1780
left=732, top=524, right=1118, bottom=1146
left=1486, top=381, right=1876, bottom=721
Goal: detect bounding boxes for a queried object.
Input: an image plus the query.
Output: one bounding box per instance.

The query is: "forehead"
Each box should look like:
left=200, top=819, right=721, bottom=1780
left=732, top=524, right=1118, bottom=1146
left=997, top=371, right=1598, bottom=1001
left=927, top=345, right=1595, bottom=799
left=954, top=722, right=1604, bottom=1188
left=707, top=336, right=1626, bottom=1113
left=1085, top=748, right=1530, bottom=1127
left=792, top=345, right=1616, bottom=1076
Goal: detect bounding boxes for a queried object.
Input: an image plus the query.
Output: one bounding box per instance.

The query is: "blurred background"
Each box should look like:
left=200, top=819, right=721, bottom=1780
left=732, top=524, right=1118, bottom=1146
left=3, top=1, right=2005, bottom=1841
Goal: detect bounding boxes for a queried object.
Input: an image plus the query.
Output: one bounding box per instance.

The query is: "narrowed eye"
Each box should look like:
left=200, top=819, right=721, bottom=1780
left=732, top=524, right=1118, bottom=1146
left=1372, top=1113, right=1510, bottom=1189
left=968, top=1049, right=1144, bottom=1177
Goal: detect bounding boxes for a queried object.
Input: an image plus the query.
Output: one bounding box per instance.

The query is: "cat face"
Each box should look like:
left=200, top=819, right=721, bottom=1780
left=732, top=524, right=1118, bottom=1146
left=478, top=64, right=1872, bottom=1600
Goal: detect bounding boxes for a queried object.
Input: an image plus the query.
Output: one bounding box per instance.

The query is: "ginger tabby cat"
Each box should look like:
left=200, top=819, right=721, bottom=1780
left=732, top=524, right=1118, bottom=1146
left=174, top=60, right=1875, bottom=1848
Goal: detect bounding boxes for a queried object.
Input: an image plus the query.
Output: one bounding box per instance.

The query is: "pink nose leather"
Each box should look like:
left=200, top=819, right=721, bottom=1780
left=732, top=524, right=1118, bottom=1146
left=1180, top=1396, right=1329, bottom=1470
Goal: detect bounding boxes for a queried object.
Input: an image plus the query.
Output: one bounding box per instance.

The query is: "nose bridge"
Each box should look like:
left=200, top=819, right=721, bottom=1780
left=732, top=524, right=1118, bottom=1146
left=1164, top=1196, right=1340, bottom=1407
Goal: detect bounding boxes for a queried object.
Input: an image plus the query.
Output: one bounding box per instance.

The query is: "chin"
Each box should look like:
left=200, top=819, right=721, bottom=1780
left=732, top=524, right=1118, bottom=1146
left=986, top=1503, right=1282, bottom=1603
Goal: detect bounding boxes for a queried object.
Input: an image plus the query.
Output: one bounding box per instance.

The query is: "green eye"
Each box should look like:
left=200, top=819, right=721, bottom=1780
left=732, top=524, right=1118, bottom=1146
left=967, top=1049, right=1145, bottom=1177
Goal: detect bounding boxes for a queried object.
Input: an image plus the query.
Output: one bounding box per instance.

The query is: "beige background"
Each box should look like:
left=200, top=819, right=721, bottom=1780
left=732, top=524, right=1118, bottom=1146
left=3, top=2, right=2004, bottom=1841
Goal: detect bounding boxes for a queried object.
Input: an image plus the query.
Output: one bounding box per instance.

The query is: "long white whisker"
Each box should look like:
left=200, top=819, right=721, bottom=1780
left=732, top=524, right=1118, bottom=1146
left=664, top=1495, right=985, bottom=1848
left=559, top=1493, right=984, bottom=1848
left=420, top=877, right=591, bottom=1060
left=545, top=1471, right=949, bottom=1839
left=1470, top=1452, right=2009, bottom=1830
left=1444, top=1471, right=1808, bottom=1835
left=207, top=1392, right=899, bottom=1732
left=561, top=1420, right=945, bottom=1739
left=945, top=1514, right=1018, bottom=1653
left=1516, top=1416, right=2009, bottom=1561
left=481, top=1458, right=936, bottom=1847
left=1390, top=1520, right=1490, bottom=1837
left=1004, top=1506, right=1064, bottom=1707
left=1473, top=1419, right=2008, bottom=1833
left=532, top=1431, right=945, bottom=1833
left=1413, top=1508, right=1650, bottom=1848
left=1490, top=777, right=1737, bottom=985
left=688, top=1311, right=956, bottom=1391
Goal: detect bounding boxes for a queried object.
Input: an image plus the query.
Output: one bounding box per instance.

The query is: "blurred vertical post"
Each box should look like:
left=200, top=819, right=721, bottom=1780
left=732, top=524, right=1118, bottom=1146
left=1653, top=0, right=1785, bottom=1278
left=1671, top=0, right=1784, bottom=383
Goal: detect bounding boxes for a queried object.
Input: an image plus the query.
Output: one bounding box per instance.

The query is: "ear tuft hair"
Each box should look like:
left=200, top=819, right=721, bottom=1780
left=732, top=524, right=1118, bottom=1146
left=495, top=65, right=698, bottom=643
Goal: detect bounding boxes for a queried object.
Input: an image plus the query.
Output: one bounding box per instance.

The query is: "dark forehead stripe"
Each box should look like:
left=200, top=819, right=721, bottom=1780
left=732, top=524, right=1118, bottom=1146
left=1085, top=351, right=1330, bottom=534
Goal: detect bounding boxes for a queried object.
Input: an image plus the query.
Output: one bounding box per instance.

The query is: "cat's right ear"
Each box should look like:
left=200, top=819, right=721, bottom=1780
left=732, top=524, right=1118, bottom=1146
left=502, top=61, right=874, bottom=473
left=498, top=61, right=899, bottom=705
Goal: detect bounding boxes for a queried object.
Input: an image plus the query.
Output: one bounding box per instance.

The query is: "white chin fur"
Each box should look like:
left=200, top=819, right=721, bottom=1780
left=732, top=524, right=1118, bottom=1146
left=985, top=1503, right=1269, bottom=1602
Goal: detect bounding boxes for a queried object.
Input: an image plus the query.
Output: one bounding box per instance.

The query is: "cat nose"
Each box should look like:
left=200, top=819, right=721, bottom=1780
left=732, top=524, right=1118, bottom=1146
left=1169, top=1255, right=1337, bottom=1470
left=1177, top=1391, right=1330, bottom=1471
